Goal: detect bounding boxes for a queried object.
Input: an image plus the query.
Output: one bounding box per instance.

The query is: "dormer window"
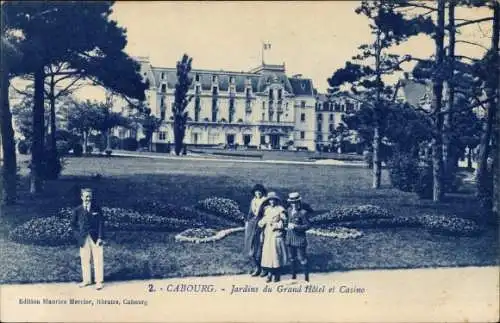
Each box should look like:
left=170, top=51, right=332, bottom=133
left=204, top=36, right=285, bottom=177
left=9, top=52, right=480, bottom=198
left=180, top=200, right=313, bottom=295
left=212, top=75, right=218, bottom=83
left=195, top=74, right=200, bottom=82
left=161, top=72, right=165, bottom=80
left=161, top=84, right=166, bottom=93
left=230, top=76, right=235, bottom=84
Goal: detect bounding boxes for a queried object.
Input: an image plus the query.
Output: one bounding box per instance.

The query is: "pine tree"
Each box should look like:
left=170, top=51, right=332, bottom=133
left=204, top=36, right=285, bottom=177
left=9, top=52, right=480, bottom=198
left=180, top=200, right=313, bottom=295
left=328, top=0, right=432, bottom=189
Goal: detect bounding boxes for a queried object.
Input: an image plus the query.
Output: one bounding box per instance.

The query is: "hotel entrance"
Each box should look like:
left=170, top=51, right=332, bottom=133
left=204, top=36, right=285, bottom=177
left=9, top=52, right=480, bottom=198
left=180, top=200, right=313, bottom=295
left=269, top=134, right=280, bottom=149
left=226, top=134, right=235, bottom=146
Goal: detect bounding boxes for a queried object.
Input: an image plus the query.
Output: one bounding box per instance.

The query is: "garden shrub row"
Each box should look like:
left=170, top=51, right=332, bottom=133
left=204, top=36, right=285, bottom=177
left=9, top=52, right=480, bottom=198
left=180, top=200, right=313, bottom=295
left=194, top=197, right=246, bottom=224
left=311, top=205, right=481, bottom=236
left=310, top=205, right=392, bottom=224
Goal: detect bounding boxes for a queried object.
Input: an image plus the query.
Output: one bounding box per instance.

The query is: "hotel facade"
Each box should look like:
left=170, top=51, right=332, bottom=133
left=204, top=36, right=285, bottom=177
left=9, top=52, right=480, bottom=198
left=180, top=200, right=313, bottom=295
left=137, top=57, right=360, bottom=151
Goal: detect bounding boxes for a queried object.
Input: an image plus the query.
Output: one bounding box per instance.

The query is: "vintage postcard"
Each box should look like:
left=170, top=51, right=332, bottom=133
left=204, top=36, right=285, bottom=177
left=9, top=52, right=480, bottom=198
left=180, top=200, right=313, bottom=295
left=1, top=1, right=499, bottom=322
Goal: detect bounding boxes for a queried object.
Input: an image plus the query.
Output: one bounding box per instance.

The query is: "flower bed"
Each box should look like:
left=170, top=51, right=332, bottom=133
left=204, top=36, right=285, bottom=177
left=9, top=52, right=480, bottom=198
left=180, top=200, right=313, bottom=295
left=10, top=207, right=208, bottom=246
left=310, top=205, right=392, bottom=225
left=306, top=227, right=363, bottom=239
left=195, top=197, right=245, bottom=224
left=419, top=214, right=481, bottom=236
left=339, top=216, right=421, bottom=229
left=175, top=227, right=245, bottom=243
left=9, top=216, right=74, bottom=246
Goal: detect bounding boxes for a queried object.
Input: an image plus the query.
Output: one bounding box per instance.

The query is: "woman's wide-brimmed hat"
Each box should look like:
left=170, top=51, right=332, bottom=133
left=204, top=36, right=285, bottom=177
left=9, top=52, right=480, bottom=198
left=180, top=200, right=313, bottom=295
left=251, top=184, right=267, bottom=195
left=287, top=192, right=302, bottom=203
left=265, top=191, right=281, bottom=203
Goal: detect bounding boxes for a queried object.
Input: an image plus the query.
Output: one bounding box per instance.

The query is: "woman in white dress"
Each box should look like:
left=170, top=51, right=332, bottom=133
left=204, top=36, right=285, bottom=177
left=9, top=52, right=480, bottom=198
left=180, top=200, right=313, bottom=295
left=258, top=192, right=288, bottom=282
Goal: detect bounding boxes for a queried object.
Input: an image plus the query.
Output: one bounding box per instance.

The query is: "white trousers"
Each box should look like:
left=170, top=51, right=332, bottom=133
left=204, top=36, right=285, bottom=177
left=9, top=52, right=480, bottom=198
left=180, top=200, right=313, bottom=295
left=79, top=235, right=104, bottom=284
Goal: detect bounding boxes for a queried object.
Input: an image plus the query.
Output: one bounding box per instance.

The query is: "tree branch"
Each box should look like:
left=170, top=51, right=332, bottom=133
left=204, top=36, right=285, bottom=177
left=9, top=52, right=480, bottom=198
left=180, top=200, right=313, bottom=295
left=10, top=84, right=32, bottom=97
left=402, top=2, right=437, bottom=12
left=455, top=40, right=489, bottom=50
left=455, top=55, right=480, bottom=62
left=455, top=17, right=493, bottom=28
left=54, top=76, right=84, bottom=99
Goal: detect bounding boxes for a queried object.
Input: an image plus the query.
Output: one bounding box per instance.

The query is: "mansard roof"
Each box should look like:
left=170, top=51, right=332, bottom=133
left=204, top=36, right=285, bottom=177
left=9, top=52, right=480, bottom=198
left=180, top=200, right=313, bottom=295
left=148, top=65, right=315, bottom=96
left=288, top=78, right=314, bottom=96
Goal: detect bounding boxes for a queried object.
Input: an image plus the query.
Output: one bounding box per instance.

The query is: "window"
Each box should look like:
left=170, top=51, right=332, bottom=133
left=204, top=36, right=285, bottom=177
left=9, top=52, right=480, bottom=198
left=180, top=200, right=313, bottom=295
left=300, top=131, right=305, bottom=139
left=195, top=74, right=200, bottom=82
left=329, top=114, right=334, bottom=121
left=161, top=84, right=166, bottom=93
left=301, top=101, right=306, bottom=108
left=212, top=86, right=218, bottom=96
left=230, top=76, right=235, bottom=84
left=269, top=89, right=273, bottom=100
left=262, top=101, right=266, bottom=110
left=160, top=109, right=165, bottom=120
left=159, top=131, right=167, bottom=141
left=195, top=84, right=201, bottom=93
left=212, top=75, right=218, bottom=83
left=260, top=135, right=266, bottom=145
left=329, top=124, right=334, bottom=132
left=317, top=123, right=322, bottom=132
left=161, top=72, right=165, bottom=80
left=246, top=88, right=251, bottom=97
left=317, top=134, right=323, bottom=141
left=300, top=113, right=306, bottom=122
left=278, top=89, right=282, bottom=100
left=317, top=114, right=322, bottom=121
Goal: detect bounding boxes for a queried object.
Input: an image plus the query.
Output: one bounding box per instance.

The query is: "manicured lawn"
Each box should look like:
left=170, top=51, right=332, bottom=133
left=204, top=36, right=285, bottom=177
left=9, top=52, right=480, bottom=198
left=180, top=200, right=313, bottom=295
left=0, top=155, right=497, bottom=284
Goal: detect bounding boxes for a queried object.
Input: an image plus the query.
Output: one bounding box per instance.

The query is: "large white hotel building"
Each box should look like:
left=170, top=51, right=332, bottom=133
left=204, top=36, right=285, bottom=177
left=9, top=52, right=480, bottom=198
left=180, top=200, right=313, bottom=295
left=137, top=57, right=360, bottom=151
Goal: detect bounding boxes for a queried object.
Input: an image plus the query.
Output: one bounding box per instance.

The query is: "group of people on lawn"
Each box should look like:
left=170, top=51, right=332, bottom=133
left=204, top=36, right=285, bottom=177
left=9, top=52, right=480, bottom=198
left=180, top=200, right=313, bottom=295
left=243, top=184, right=311, bottom=283
left=70, top=184, right=311, bottom=290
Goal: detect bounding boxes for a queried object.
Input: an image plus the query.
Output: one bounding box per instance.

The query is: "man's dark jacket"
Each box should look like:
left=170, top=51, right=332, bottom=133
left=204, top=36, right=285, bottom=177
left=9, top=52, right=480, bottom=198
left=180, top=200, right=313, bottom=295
left=71, top=205, right=104, bottom=247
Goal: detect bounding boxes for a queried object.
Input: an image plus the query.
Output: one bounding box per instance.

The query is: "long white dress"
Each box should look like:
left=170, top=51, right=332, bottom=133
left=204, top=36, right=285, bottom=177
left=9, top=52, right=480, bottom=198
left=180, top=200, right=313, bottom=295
left=258, top=205, right=288, bottom=269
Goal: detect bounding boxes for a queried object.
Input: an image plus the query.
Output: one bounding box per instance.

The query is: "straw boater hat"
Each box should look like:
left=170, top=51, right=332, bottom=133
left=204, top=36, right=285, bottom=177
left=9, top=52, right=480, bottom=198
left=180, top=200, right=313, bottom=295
left=287, top=192, right=302, bottom=203
left=250, top=184, right=267, bottom=196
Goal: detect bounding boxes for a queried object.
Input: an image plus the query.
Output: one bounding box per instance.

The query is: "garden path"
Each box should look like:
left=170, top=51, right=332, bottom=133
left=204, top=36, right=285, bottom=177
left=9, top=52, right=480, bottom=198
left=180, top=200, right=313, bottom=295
left=1, top=266, right=497, bottom=322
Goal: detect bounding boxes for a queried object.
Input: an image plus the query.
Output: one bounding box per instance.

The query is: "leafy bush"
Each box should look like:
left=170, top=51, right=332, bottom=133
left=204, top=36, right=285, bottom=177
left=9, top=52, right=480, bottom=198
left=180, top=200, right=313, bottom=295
left=41, top=151, right=64, bottom=180
left=56, top=140, right=71, bottom=156
left=388, top=153, right=419, bottom=192
left=310, top=205, right=392, bottom=225
left=139, top=138, right=149, bottom=148
left=9, top=216, right=74, bottom=246
left=415, top=166, right=433, bottom=199
left=109, top=135, right=120, bottom=149
left=18, top=140, right=30, bottom=155
left=72, top=143, right=83, bottom=157
left=121, top=137, right=138, bottom=151
left=419, top=214, right=481, bottom=236
left=195, top=197, right=245, bottom=224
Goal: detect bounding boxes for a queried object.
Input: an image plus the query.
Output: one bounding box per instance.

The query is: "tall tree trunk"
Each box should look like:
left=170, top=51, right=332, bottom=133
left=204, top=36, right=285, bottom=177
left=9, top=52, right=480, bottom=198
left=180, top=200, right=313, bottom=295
left=372, top=28, right=383, bottom=189
left=477, top=1, right=499, bottom=215
left=105, top=129, right=111, bottom=151
left=0, top=71, right=17, bottom=204
left=467, top=146, right=473, bottom=169
left=372, top=125, right=382, bottom=189
left=83, top=131, right=89, bottom=154
left=49, top=78, right=57, bottom=153
left=431, top=0, right=446, bottom=202
left=30, top=68, right=45, bottom=194
left=443, top=0, right=456, bottom=177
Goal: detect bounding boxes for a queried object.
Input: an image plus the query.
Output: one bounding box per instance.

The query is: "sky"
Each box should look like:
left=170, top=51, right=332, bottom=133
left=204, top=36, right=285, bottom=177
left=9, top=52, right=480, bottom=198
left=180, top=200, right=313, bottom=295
left=12, top=1, right=493, bottom=102
left=107, top=1, right=491, bottom=94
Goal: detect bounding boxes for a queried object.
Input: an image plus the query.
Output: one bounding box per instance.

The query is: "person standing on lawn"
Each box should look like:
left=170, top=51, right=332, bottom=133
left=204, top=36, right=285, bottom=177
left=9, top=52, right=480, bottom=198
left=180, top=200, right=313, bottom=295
left=243, top=184, right=268, bottom=277
left=258, top=192, right=288, bottom=282
left=285, top=192, right=311, bottom=282
left=71, top=188, right=105, bottom=290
